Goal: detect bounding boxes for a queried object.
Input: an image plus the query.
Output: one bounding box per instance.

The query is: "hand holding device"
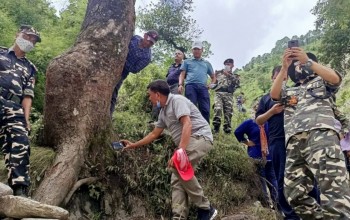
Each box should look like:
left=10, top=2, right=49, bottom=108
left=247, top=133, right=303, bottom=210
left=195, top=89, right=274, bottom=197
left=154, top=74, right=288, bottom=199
left=288, top=40, right=299, bottom=48
left=111, top=141, right=124, bottom=150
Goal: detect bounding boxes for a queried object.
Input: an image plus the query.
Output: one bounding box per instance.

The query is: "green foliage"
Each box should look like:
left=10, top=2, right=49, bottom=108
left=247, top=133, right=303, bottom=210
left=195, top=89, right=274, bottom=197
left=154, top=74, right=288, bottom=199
left=0, top=11, right=17, bottom=46
left=116, top=63, right=167, bottom=114
left=137, top=0, right=212, bottom=60
left=239, top=31, right=323, bottom=107
left=0, top=0, right=87, bottom=113
left=312, top=0, right=350, bottom=70
left=29, top=146, right=56, bottom=192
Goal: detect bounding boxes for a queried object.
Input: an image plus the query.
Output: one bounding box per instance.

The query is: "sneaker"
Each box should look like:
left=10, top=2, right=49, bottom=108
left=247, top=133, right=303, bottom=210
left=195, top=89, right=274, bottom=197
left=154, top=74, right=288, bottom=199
left=209, top=206, right=218, bottom=220
left=197, top=208, right=209, bottom=220
left=197, top=206, right=218, bottom=220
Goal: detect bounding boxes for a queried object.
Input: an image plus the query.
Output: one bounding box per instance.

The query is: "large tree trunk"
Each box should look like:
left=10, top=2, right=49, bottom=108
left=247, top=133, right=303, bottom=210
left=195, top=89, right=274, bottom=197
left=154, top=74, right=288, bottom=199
left=34, top=0, right=135, bottom=205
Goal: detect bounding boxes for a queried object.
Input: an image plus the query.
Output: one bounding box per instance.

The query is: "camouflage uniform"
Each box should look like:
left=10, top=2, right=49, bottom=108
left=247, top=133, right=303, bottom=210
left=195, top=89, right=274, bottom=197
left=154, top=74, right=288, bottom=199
left=0, top=46, right=36, bottom=188
left=283, top=74, right=350, bottom=219
left=212, top=70, right=238, bottom=133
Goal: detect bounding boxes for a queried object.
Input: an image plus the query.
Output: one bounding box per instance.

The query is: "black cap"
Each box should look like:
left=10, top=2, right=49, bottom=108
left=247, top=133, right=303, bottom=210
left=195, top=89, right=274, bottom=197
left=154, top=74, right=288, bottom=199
left=224, top=58, right=234, bottom=65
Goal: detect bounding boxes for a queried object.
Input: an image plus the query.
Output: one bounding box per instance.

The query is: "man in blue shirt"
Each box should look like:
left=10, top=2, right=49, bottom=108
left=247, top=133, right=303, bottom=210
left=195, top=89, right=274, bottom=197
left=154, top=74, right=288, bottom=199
left=166, top=49, right=185, bottom=94
left=234, top=118, right=278, bottom=209
left=110, top=30, right=159, bottom=115
left=178, top=41, right=216, bottom=123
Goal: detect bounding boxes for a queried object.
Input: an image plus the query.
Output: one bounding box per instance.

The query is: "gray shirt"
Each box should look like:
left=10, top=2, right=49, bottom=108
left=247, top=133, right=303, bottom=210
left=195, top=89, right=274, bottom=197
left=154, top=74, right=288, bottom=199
left=156, top=94, right=213, bottom=145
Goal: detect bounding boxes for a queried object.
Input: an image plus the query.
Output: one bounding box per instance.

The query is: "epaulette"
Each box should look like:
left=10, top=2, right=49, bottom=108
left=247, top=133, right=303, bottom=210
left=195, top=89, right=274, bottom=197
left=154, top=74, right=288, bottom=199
left=27, top=59, right=38, bottom=72
left=0, top=46, right=9, bottom=52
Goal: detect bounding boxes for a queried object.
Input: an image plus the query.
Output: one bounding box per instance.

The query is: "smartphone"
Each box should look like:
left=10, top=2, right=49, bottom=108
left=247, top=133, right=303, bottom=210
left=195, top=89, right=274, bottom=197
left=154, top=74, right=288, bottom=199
left=288, top=40, right=299, bottom=48
left=111, top=141, right=124, bottom=150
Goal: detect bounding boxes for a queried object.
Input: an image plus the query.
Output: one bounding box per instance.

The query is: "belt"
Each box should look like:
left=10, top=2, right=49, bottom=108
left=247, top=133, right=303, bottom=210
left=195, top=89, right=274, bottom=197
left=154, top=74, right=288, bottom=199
left=0, top=87, right=22, bottom=104
left=216, top=88, right=230, bottom=93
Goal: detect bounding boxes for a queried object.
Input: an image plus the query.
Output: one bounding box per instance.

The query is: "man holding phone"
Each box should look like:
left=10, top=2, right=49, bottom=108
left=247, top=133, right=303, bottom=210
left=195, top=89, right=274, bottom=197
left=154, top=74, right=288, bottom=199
left=122, top=80, right=218, bottom=220
left=212, top=58, right=239, bottom=134
left=270, top=43, right=350, bottom=219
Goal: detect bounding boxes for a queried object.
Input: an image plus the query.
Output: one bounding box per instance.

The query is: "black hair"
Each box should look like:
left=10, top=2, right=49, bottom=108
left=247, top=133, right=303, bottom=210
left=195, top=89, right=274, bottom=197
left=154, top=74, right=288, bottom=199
left=178, top=49, right=187, bottom=60
left=307, top=52, right=318, bottom=63
left=271, top=65, right=282, bottom=78
left=147, top=79, right=170, bottom=96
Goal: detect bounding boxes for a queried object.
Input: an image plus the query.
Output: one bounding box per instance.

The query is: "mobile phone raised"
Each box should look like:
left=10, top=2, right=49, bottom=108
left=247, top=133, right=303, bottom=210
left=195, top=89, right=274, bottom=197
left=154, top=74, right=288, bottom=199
left=111, top=141, right=124, bottom=150
left=288, top=40, right=299, bottom=48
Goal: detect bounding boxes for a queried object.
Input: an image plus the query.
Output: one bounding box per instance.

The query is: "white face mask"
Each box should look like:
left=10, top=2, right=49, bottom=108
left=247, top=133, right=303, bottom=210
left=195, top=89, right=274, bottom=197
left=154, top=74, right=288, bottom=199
left=224, top=65, right=231, bottom=71
left=15, top=36, right=34, bottom=53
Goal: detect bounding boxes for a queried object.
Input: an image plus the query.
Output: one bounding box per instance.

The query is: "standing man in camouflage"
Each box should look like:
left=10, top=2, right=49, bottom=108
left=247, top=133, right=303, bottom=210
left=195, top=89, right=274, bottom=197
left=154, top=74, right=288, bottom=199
left=270, top=47, right=350, bottom=219
left=0, top=25, right=41, bottom=197
left=212, top=58, right=238, bottom=134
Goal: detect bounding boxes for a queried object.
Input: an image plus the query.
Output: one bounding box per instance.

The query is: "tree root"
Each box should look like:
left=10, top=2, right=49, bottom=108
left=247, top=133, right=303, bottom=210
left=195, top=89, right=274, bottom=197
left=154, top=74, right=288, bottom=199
left=63, top=177, right=99, bottom=206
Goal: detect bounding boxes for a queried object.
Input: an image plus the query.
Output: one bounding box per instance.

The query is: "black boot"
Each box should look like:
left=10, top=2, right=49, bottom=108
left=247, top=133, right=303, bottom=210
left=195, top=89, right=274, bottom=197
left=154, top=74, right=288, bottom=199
left=12, top=185, right=28, bottom=197
left=213, top=126, right=220, bottom=134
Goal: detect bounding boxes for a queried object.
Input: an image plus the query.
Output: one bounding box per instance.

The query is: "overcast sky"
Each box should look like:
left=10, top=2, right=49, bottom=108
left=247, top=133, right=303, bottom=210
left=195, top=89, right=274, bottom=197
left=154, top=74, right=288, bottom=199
left=51, top=0, right=318, bottom=69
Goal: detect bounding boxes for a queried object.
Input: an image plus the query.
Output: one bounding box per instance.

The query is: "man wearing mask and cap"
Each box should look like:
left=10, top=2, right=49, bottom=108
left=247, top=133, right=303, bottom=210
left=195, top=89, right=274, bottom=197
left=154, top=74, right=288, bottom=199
left=110, top=30, right=159, bottom=115
left=270, top=46, right=350, bottom=219
left=212, top=58, right=239, bottom=134
left=178, top=41, right=216, bottom=123
left=0, top=25, right=41, bottom=197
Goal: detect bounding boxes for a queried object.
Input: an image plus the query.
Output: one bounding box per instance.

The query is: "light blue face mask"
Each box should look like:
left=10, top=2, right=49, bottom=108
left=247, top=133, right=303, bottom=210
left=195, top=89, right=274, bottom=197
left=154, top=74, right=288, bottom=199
left=156, top=100, right=161, bottom=108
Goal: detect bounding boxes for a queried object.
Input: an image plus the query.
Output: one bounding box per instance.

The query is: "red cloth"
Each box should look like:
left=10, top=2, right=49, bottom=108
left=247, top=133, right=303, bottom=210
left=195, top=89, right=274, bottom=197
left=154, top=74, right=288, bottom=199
left=259, top=124, right=268, bottom=159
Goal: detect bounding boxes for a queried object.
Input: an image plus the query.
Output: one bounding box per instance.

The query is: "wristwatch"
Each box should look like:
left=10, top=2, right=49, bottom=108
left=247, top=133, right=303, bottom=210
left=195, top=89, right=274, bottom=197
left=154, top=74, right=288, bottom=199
left=303, top=58, right=313, bottom=70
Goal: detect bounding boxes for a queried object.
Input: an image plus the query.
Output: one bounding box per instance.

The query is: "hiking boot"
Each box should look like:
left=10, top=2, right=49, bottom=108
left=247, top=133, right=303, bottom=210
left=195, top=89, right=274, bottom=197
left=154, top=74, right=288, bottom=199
left=12, top=185, right=28, bottom=197
left=224, top=129, right=231, bottom=134
left=197, top=205, right=218, bottom=220
left=213, top=126, right=220, bottom=134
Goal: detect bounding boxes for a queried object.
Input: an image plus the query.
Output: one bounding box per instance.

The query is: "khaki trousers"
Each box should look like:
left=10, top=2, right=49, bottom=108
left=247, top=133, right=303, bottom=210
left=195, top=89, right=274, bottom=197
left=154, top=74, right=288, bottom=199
left=171, top=136, right=213, bottom=219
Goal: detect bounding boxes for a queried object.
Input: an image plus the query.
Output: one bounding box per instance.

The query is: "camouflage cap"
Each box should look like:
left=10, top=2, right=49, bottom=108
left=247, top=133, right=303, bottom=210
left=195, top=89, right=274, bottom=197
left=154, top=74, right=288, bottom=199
left=19, top=25, right=41, bottom=43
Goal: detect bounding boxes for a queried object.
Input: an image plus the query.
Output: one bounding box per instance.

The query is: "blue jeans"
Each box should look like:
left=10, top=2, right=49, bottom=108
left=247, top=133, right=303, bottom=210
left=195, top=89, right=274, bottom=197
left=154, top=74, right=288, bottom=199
left=257, top=161, right=278, bottom=207
left=110, top=69, right=129, bottom=115
left=184, top=83, right=210, bottom=123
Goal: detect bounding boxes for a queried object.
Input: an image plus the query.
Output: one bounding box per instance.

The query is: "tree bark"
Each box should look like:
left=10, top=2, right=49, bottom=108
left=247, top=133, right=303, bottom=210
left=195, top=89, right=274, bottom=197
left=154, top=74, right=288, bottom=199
left=34, top=0, right=135, bottom=206
left=0, top=195, right=69, bottom=219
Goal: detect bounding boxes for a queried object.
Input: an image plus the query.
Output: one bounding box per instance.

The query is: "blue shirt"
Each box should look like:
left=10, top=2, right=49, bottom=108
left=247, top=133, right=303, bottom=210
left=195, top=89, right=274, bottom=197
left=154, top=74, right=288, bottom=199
left=166, top=63, right=182, bottom=86
left=180, top=58, right=213, bottom=85
left=122, top=35, right=152, bottom=78
left=255, top=93, right=285, bottom=144
left=234, top=119, right=271, bottom=160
